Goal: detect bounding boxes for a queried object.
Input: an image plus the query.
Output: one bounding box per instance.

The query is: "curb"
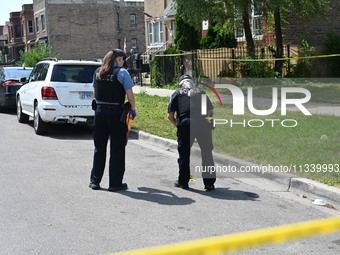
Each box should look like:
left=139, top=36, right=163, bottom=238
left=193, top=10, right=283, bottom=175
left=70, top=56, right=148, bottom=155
left=130, top=129, right=340, bottom=206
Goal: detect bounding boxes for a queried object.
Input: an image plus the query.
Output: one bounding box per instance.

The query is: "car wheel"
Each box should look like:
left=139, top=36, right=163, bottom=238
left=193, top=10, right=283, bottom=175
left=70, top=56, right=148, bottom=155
left=17, top=98, right=29, bottom=123
left=33, top=103, right=49, bottom=135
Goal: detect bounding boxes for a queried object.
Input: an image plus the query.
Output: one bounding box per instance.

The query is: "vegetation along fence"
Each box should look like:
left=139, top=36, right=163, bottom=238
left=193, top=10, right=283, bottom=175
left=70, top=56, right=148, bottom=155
left=150, top=45, right=293, bottom=85
left=195, top=45, right=292, bottom=79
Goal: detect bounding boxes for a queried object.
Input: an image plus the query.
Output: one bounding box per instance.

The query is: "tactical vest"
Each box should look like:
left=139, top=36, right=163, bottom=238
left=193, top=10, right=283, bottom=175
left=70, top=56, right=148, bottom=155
left=95, top=67, right=126, bottom=104
left=177, top=88, right=190, bottom=118
left=177, top=86, right=203, bottom=119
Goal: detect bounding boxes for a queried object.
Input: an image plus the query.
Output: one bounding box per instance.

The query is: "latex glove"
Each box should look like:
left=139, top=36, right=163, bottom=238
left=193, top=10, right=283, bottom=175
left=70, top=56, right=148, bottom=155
left=128, top=110, right=136, bottom=120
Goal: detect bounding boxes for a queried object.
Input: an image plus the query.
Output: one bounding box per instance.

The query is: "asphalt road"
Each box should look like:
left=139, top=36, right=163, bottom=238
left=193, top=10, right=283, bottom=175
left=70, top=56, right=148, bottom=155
left=1, top=110, right=340, bottom=255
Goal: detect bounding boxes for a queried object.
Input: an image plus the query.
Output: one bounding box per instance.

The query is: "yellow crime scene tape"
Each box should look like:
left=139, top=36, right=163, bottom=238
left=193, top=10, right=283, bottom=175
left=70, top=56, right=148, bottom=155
left=197, top=53, right=340, bottom=62
left=141, top=52, right=196, bottom=57
left=141, top=52, right=340, bottom=61
left=107, top=217, right=340, bottom=255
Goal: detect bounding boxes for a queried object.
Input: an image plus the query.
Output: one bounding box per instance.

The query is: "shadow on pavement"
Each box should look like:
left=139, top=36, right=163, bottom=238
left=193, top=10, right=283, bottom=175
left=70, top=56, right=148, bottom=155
left=186, top=187, right=260, bottom=201
left=115, top=187, right=196, bottom=205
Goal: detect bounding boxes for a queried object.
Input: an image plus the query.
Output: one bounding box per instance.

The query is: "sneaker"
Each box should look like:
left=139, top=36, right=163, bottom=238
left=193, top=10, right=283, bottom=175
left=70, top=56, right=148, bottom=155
left=108, top=183, right=128, bottom=192
left=174, top=180, right=189, bottom=189
left=89, top=182, right=100, bottom=190
left=204, top=185, right=215, bottom=191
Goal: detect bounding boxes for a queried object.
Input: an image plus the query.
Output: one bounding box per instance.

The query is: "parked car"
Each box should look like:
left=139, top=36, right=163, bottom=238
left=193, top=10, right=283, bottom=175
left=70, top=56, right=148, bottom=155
left=16, top=58, right=101, bottom=135
left=0, top=66, right=33, bottom=112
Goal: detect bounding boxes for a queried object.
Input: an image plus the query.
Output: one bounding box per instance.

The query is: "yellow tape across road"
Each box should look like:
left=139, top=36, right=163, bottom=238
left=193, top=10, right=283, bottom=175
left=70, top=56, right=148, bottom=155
left=108, top=217, right=340, bottom=255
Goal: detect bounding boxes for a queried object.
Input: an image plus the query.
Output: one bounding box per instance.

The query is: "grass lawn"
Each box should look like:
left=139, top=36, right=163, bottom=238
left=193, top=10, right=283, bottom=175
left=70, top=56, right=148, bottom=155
left=221, top=79, right=340, bottom=104
left=132, top=93, right=340, bottom=187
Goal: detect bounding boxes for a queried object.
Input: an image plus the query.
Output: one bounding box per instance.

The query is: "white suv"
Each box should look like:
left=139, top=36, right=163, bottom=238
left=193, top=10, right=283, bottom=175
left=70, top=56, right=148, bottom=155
left=16, top=58, right=101, bottom=135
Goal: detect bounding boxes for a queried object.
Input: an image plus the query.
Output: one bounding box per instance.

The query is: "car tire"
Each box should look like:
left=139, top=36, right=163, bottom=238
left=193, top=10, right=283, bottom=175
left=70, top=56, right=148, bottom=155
left=33, top=103, right=49, bottom=135
left=17, top=98, right=29, bottom=123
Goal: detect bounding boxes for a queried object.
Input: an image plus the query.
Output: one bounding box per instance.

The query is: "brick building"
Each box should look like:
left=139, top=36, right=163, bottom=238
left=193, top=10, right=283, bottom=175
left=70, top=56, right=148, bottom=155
left=144, top=0, right=175, bottom=53
left=283, top=0, right=340, bottom=47
left=33, top=0, right=145, bottom=59
left=21, top=4, right=36, bottom=51
left=0, top=26, right=8, bottom=62
left=7, top=12, right=25, bottom=61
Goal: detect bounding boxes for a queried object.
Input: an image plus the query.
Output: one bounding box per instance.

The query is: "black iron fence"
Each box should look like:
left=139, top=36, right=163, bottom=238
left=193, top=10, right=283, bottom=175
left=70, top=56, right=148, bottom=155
left=143, top=45, right=293, bottom=84
left=193, top=45, right=292, bottom=79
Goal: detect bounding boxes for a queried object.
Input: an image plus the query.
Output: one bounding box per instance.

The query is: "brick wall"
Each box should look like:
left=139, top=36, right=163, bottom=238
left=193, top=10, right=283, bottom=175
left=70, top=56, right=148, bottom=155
left=35, top=0, right=145, bottom=60
left=21, top=4, right=35, bottom=51
left=283, top=0, right=340, bottom=46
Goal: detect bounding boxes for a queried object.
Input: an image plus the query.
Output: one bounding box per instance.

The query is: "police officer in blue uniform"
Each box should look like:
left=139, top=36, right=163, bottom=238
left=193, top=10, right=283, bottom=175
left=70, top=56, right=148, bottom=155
left=89, top=49, right=136, bottom=192
left=167, top=75, right=216, bottom=191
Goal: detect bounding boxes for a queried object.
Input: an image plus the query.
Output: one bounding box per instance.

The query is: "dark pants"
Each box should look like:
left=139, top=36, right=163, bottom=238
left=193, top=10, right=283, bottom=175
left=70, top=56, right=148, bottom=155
left=90, top=107, right=127, bottom=187
left=177, top=118, right=216, bottom=186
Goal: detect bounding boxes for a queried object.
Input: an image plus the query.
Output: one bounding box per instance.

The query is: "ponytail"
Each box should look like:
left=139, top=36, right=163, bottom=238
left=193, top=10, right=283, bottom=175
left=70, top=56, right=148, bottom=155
left=98, top=50, right=116, bottom=79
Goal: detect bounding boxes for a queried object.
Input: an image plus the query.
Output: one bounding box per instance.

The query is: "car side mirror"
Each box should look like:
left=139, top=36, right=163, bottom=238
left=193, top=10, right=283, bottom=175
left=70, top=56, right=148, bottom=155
left=20, top=77, right=27, bottom=84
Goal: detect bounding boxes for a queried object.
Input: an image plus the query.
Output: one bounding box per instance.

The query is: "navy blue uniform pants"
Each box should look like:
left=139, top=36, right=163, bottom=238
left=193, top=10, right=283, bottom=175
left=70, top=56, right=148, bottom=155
left=177, top=118, right=216, bottom=186
left=90, top=107, right=127, bottom=187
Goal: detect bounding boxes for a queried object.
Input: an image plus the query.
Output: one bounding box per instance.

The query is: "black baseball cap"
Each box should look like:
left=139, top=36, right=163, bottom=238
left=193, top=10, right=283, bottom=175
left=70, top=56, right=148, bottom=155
left=114, top=49, right=127, bottom=60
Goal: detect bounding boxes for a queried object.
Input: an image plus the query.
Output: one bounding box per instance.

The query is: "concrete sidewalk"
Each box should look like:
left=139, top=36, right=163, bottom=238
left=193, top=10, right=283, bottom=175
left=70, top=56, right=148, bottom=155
left=132, top=84, right=340, bottom=207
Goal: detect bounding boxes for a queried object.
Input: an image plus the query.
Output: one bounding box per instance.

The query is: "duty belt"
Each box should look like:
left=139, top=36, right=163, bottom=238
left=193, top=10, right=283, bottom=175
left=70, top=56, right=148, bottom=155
left=97, top=104, right=121, bottom=109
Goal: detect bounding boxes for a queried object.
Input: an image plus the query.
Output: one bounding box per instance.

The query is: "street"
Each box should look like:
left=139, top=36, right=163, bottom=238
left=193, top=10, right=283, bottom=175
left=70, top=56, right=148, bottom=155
left=1, top=110, right=340, bottom=255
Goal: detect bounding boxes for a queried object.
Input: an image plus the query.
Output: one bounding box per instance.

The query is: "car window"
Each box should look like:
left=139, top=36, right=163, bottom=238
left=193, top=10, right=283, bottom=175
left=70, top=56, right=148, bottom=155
left=51, top=65, right=98, bottom=83
left=0, top=68, right=4, bottom=80
left=3, top=68, right=32, bottom=80
left=36, top=63, right=49, bottom=81
left=29, top=64, right=42, bottom=82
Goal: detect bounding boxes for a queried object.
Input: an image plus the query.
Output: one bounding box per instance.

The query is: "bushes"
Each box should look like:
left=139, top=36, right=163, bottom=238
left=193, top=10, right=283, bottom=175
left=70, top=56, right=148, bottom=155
left=175, top=13, right=200, bottom=51
left=16, top=43, right=57, bottom=67
left=200, top=25, right=237, bottom=49
left=286, top=39, right=315, bottom=78
left=150, top=46, right=181, bottom=88
left=239, top=59, right=278, bottom=78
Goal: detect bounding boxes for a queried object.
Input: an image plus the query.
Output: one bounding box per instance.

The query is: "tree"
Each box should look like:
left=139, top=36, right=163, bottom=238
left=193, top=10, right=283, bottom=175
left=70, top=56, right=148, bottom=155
left=263, top=0, right=331, bottom=76
left=16, top=44, right=57, bottom=67
left=200, top=25, right=237, bottom=49
left=174, top=9, right=200, bottom=50
left=176, top=0, right=255, bottom=56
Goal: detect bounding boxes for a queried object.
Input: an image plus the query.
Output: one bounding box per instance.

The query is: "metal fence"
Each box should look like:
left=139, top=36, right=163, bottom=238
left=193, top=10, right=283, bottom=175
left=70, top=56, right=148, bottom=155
left=143, top=45, right=294, bottom=85
left=194, top=45, right=292, bottom=79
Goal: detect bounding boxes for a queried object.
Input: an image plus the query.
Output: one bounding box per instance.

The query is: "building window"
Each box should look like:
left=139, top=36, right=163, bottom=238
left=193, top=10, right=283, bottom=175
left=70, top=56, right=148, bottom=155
left=252, top=2, right=262, bottom=36
left=148, top=21, right=163, bottom=45
left=36, top=17, right=39, bottom=32
left=15, top=25, right=21, bottom=38
left=28, top=20, right=34, bottom=34
left=234, top=1, right=263, bottom=39
left=130, top=14, right=136, bottom=25
left=132, top=38, right=137, bottom=49
left=41, top=15, right=45, bottom=31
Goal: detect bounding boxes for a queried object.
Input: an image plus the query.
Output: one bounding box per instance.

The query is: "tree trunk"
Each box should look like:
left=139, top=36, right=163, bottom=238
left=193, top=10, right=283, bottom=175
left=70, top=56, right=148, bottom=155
left=242, top=10, right=255, bottom=57
left=274, top=10, right=284, bottom=76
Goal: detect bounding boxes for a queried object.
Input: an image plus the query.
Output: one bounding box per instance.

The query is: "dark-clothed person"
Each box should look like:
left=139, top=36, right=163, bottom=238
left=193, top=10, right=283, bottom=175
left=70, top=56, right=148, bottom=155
left=89, top=49, right=136, bottom=192
left=167, top=75, right=216, bottom=191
